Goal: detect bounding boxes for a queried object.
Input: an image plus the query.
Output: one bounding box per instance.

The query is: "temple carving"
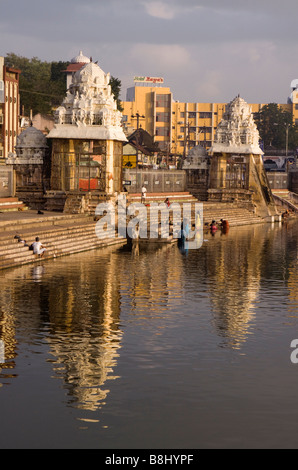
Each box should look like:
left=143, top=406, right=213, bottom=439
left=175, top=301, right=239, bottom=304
left=208, top=95, right=277, bottom=217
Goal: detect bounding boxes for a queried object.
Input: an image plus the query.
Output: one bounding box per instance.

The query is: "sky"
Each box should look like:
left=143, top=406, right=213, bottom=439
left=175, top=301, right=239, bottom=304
left=1, top=0, right=298, bottom=105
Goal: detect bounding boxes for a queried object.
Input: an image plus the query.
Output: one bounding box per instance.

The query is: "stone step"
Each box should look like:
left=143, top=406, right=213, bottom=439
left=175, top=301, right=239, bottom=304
left=0, top=229, right=116, bottom=256
left=0, top=236, right=126, bottom=269
left=0, top=202, right=28, bottom=212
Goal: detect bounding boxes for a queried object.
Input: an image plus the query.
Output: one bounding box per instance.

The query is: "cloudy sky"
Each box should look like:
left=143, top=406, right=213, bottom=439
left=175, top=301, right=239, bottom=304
left=1, top=0, right=297, bottom=104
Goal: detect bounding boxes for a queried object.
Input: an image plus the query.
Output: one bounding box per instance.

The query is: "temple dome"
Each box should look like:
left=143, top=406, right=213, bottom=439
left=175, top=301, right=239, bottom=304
left=74, top=61, right=108, bottom=86
left=182, top=144, right=208, bottom=169
left=71, top=50, right=90, bottom=64
left=15, top=126, right=48, bottom=149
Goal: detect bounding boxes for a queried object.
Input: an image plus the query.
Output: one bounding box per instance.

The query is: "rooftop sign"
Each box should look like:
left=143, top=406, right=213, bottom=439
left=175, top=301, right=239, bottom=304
left=134, top=76, right=164, bottom=84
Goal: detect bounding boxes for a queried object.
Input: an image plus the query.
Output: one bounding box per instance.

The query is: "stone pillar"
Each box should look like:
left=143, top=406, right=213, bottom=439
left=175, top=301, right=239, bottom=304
left=106, top=140, right=114, bottom=194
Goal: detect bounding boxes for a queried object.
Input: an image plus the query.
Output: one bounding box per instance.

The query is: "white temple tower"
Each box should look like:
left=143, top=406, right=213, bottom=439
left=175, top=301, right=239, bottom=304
left=46, top=59, right=127, bottom=211
left=208, top=95, right=276, bottom=217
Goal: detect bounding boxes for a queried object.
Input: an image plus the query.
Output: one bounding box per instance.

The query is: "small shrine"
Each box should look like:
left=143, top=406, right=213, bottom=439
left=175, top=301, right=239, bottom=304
left=46, top=59, right=127, bottom=212
left=7, top=125, right=50, bottom=208
left=182, top=144, right=210, bottom=200
left=208, top=95, right=276, bottom=216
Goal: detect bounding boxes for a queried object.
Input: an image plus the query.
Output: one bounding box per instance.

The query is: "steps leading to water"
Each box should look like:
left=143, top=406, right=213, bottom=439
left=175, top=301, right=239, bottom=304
left=0, top=219, right=126, bottom=270
left=125, top=193, right=265, bottom=227
left=0, top=188, right=283, bottom=270
left=271, top=190, right=298, bottom=213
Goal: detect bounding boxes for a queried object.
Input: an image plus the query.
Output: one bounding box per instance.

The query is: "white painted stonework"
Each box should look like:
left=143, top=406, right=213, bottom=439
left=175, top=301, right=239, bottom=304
left=182, top=144, right=208, bottom=170
left=71, top=50, right=90, bottom=64
left=211, top=95, right=263, bottom=155
left=7, top=126, right=47, bottom=164
left=47, top=62, right=127, bottom=142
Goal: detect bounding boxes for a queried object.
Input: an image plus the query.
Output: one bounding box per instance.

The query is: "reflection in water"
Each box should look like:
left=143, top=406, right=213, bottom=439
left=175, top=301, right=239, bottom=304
left=46, top=251, right=123, bottom=411
left=206, top=225, right=265, bottom=349
left=0, top=221, right=297, bottom=418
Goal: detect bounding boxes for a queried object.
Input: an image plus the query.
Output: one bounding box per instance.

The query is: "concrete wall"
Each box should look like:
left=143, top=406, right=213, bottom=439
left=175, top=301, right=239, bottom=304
left=123, top=169, right=186, bottom=193
left=266, top=172, right=289, bottom=189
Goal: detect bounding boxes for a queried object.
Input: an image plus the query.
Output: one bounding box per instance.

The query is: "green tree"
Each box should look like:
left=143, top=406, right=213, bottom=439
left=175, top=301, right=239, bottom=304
left=5, top=53, right=123, bottom=115
left=254, top=103, right=298, bottom=151
left=4, top=53, right=68, bottom=116
left=110, top=76, right=123, bottom=111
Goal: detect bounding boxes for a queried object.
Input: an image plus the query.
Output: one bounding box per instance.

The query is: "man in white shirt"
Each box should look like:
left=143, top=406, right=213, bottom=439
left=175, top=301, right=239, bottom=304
left=32, top=237, right=46, bottom=257
left=141, top=185, right=147, bottom=203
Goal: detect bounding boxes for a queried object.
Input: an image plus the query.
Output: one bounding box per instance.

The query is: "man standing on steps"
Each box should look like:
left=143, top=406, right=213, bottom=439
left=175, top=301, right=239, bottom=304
left=32, top=237, right=47, bottom=257
left=141, top=185, right=147, bottom=204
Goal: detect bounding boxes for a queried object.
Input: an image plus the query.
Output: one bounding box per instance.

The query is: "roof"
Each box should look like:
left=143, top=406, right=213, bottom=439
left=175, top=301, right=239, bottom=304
left=71, top=51, right=90, bottom=64
left=64, top=63, right=86, bottom=73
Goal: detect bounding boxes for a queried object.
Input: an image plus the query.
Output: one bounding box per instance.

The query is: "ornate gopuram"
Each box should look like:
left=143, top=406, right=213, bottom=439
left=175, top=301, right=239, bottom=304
left=46, top=61, right=127, bottom=212
left=208, top=96, right=277, bottom=217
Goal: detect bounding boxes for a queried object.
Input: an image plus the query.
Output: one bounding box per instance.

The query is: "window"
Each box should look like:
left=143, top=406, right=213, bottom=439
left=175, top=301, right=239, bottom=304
left=156, top=94, right=171, bottom=108
left=155, top=126, right=170, bottom=137
left=188, top=112, right=196, bottom=119
left=199, top=112, right=212, bottom=118
left=156, top=112, right=170, bottom=122
left=199, top=126, right=212, bottom=133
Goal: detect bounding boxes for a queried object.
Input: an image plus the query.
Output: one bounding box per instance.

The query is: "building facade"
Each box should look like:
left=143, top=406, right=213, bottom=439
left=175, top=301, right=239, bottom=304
left=121, top=77, right=293, bottom=158
left=0, top=56, right=21, bottom=197
left=0, top=57, right=20, bottom=163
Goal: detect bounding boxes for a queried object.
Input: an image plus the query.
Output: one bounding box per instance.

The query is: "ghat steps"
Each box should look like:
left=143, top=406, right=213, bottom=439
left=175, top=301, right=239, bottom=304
left=125, top=193, right=265, bottom=227
left=0, top=218, right=125, bottom=270
left=271, top=190, right=298, bottom=213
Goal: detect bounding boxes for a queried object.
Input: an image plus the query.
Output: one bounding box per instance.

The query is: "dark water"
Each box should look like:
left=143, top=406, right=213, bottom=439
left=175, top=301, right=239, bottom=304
left=0, top=220, right=297, bottom=449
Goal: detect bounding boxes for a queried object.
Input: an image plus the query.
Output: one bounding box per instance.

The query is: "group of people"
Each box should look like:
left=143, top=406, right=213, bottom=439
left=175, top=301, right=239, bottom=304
left=210, top=219, right=230, bottom=234
left=15, top=235, right=47, bottom=257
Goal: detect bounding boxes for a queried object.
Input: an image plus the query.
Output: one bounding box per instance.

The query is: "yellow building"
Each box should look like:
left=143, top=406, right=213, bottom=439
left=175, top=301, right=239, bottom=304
left=121, top=77, right=293, bottom=157
left=289, top=79, right=298, bottom=125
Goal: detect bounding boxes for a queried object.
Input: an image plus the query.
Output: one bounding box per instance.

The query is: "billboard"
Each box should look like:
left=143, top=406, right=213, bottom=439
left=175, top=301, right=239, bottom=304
left=134, top=76, right=164, bottom=84
left=123, top=155, right=137, bottom=168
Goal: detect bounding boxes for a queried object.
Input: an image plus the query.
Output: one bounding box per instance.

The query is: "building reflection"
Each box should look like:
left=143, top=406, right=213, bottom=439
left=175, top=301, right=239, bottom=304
left=204, top=225, right=267, bottom=349
left=45, top=250, right=123, bottom=411
left=0, top=246, right=123, bottom=412
left=0, top=221, right=297, bottom=410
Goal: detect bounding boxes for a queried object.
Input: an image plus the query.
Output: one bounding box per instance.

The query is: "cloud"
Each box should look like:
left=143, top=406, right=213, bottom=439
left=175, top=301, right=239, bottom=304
left=141, top=1, right=176, bottom=19
left=129, top=43, right=191, bottom=72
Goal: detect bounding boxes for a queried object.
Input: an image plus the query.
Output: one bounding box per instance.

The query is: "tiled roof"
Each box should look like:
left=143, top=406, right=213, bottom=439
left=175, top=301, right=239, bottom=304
left=64, top=63, right=85, bottom=73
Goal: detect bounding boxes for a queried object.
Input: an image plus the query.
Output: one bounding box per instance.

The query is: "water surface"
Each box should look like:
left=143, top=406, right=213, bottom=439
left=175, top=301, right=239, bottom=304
left=0, top=220, right=297, bottom=449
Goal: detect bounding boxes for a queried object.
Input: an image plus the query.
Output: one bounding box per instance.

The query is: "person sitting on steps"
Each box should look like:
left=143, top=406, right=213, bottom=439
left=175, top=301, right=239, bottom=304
left=31, top=237, right=47, bottom=257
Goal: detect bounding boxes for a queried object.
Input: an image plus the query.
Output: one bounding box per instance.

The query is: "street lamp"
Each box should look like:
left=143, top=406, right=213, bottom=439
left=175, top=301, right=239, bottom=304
left=285, top=123, right=290, bottom=157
